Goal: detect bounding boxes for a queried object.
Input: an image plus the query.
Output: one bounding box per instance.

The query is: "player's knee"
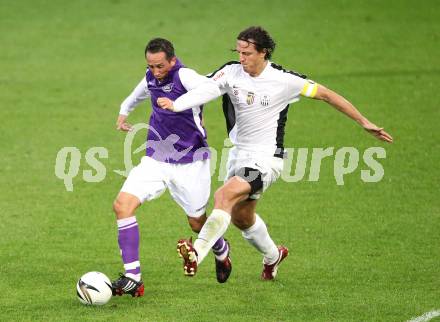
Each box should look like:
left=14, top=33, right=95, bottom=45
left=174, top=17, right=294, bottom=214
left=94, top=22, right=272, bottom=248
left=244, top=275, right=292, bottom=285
left=113, top=199, right=131, bottom=218
left=113, top=193, right=140, bottom=218
left=112, top=199, right=123, bottom=216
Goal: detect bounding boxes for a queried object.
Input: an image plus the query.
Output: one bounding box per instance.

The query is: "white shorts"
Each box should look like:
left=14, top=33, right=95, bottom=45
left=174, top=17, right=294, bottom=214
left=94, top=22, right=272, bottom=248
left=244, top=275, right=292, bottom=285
left=121, top=156, right=210, bottom=217
left=225, top=147, right=284, bottom=199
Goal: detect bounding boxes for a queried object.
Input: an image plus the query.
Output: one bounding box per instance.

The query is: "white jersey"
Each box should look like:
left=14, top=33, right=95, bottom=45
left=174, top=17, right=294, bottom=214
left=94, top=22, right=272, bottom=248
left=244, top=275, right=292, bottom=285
left=208, top=61, right=317, bottom=155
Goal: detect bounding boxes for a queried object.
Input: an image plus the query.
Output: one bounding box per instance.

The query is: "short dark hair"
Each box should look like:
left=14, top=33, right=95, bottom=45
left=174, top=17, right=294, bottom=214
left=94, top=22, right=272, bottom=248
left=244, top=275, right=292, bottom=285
left=145, top=38, right=175, bottom=60
left=237, top=26, right=276, bottom=60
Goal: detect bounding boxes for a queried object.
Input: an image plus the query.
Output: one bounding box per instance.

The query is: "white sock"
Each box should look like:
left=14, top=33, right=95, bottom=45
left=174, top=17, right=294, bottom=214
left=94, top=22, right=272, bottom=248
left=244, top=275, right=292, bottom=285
left=194, top=209, right=231, bottom=264
left=241, top=214, right=279, bottom=264
left=125, top=273, right=141, bottom=282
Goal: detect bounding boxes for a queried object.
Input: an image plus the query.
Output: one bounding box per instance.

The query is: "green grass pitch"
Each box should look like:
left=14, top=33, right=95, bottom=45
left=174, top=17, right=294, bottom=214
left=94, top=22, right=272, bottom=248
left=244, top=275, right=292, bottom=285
left=1, top=0, right=439, bottom=321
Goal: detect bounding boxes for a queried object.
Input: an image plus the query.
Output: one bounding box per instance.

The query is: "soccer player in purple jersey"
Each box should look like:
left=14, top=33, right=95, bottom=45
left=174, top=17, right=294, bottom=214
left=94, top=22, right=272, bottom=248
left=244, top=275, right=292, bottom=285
left=111, top=38, right=232, bottom=297
left=158, top=26, right=393, bottom=281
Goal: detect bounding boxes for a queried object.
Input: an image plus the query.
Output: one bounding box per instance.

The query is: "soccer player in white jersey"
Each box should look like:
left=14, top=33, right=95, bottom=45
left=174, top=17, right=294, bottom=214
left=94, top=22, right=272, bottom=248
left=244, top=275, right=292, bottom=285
left=157, top=26, right=393, bottom=280
left=111, top=38, right=232, bottom=297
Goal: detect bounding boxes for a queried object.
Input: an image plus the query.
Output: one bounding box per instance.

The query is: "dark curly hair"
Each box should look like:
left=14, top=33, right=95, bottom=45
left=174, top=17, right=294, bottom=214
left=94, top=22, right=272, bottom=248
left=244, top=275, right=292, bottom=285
left=237, top=26, right=276, bottom=60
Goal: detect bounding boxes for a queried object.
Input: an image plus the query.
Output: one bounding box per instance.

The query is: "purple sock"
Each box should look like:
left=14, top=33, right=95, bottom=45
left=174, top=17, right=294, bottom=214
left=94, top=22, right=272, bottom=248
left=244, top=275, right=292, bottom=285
left=117, top=217, right=141, bottom=280
left=212, top=237, right=229, bottom=259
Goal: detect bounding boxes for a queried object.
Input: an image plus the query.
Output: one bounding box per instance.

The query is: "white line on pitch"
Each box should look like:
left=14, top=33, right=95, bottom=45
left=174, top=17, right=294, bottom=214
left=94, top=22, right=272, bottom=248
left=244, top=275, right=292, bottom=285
left=407, top=310, right=440, bottom=322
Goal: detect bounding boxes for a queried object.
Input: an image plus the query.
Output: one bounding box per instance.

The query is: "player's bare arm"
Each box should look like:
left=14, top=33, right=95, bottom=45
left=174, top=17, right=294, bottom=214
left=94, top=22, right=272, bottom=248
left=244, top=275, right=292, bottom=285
left=313, top=84, right=393, bottom=143
left=116, top=114, right=133, bottom=131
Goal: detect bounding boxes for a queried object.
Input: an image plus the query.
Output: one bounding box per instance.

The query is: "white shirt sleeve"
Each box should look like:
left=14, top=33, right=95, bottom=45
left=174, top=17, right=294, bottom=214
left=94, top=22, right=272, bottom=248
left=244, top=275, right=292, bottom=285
left=119, top=77, right=151, bottom=115
left=207, top=63, right=232, bottom=95
left=179, top=68, right=209, bottom=91
left=285, top=74, right=318, bottom=103
left=173, top=68, right=221, bottom=112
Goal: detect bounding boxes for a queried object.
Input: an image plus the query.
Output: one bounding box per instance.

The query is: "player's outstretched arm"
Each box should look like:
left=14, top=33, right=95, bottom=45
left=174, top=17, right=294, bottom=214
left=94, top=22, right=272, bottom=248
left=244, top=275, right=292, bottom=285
left=117, top=77, right=150, bottom=131
left=313, top=85, right=393, bottom=143
left=157, top=78, right=222, bottom=112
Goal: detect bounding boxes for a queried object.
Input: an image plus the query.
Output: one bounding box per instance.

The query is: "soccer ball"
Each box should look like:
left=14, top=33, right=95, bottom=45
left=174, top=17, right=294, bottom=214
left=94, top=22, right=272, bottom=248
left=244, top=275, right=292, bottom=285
left=76, top=271, right=113, bottom=305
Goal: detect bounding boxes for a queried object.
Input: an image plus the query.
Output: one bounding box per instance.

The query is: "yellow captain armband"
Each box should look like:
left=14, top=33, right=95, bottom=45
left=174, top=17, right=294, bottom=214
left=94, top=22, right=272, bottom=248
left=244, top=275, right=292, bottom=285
left=300, top=80, right=318, bottom=98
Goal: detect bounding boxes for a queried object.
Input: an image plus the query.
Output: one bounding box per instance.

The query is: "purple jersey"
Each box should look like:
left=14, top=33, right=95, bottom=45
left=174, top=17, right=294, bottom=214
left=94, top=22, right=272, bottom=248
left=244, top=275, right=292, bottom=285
left=145, top=59, right=210, bottom=164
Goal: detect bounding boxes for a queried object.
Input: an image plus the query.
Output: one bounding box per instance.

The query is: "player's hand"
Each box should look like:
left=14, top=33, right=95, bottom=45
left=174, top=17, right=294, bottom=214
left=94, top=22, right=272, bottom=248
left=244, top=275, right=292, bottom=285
left=157, top=97, right=175, bottom=111
left=116, top=114, right=132, bottom=131
left=362, top=121, right=393, bottom=143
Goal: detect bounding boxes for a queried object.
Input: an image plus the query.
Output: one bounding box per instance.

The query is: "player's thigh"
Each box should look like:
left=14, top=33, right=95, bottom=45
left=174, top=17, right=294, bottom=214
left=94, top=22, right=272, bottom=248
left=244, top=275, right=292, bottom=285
left=120, top=156, right=167, bottom=204
left=227, top=149, right=284, bottom=200
left=168, top=159, right=211, bottom=217
left=214, top=176, right=252, bottom=209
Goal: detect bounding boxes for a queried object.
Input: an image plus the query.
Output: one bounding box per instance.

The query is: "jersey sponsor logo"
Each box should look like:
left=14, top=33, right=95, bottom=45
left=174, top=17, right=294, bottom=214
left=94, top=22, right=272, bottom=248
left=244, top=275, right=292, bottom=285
left=232, top=85, right=239, bottom=96
left=246, top=91, right=255, bottom=105
left=260, top=95, right=270, bottom=107
left=161, top=83, right=174, bottom=93
left=213, top=71, right=225, bottom=81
